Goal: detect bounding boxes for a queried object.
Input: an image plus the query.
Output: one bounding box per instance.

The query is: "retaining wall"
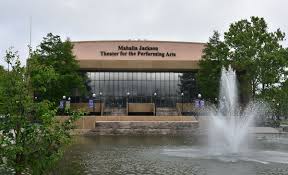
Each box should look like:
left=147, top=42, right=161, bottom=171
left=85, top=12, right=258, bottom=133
left=56, top=116, right=198, bottom=135
left=90, top=121, right=198, bottom=135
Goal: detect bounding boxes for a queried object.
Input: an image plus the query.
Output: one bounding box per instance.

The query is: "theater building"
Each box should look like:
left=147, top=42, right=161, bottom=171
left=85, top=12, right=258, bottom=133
left=72, top=40, right=205, bottom=116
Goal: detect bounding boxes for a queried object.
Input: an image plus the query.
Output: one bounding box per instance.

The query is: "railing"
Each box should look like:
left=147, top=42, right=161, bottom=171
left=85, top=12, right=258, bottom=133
left=66, top=102, right=199, bottom=116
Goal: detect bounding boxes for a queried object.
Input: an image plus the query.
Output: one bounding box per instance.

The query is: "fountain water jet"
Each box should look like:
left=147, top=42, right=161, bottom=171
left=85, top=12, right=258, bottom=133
left=161, top=67, right=288, bottom=165
left=208, top=67, right=266, bottom=154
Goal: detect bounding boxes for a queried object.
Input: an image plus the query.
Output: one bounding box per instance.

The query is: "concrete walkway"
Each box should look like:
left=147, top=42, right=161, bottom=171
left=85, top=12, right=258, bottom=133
left=248, top=127, right=282, bottom=134
left=198, top=117, right=285, bottom=134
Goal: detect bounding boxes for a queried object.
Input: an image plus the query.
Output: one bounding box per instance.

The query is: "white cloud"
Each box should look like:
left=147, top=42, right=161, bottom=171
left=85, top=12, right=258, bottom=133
left=0, top=0, right=287, bottom=67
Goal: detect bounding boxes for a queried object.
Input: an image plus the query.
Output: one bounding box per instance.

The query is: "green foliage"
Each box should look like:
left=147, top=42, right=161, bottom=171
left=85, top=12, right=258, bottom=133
left=0, top=65, right=5, bottom=107
left=197, top=16, right=288, bottom=104
left=0, top=65, right=5, bottom=72
left=179, top=72, right=197, bottom=98
left=28, top=33, right=89, bottom=104
left=263, top=81, right=288, bottom=119
left=280, top=120, right=288, bottom=125
left=0, top=49, right=81, bottom=175
left=197, top=31, right=229, bottom=100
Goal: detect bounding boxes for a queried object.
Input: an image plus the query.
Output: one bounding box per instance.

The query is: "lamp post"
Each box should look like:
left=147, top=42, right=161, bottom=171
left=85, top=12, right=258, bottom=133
left=272, top=98, right=276, bottom=121
left=197, top=93, right=202, bottom=116
left=99, top=92, right=103, bottom=115
left=276, top=102, right=280, bottom=121
left=198, top=93, right=202, bottom=105
left=198, top=93, right=202, bottom=100
left=67, top=97, right=71, bottom=111
left=181, top=92, right=184, bottom=115
left=198, top=93, right=202, bottom=107
left=92, top=93, right=96, bottom=114
left=154, top=92, right=157, bottom=116
left=63, top=95, right=66, bottom=115
left=126, top=92, right=130, bottom=115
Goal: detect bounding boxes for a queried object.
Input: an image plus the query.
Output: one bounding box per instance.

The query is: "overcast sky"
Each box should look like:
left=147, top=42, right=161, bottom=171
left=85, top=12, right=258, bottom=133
left=1, top=0, right=288, bottom=67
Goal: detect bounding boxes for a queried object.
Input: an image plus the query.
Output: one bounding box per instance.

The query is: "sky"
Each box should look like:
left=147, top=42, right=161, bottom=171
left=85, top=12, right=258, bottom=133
left=0, top=0, right=288, bottom=67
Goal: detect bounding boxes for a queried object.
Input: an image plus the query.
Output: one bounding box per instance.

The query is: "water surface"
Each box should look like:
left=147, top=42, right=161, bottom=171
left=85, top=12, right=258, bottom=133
left=52, top=134, right=288, bottom=175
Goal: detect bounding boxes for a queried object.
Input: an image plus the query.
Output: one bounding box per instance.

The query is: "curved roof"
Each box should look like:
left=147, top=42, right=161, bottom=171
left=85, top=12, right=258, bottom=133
left=72, top=40, right=205, bottom=71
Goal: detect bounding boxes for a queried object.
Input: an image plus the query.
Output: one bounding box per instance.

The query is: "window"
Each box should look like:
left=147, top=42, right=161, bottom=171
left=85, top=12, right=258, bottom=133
left=86, top=71, right=197, bottom=105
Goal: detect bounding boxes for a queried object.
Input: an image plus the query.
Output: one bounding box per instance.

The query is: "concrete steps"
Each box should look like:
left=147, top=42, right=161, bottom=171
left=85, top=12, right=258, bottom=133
left=104, top=108, right=127, bottom=116
left=156, top=107, right=179, bottom=116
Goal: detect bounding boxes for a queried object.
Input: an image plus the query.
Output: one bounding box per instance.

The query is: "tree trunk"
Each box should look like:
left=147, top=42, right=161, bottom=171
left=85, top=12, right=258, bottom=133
left=236, top=70, right=251, bottom=105
left=14, top=123, right=23, bottom=175
left=15, top=150, right=23, bottom=175
left=252, top=80, right=256, bottom=99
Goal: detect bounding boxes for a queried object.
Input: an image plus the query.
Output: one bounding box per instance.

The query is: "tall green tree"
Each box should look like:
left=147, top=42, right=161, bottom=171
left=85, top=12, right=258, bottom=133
left=0, top=65, right=5, bottom=84
left=197, top=31, right=229, bottom=101
left=179, top=72, right=197, bottom=98
left=197, top=16, right=288, bottom=104
left=0, top=65, right=4, bottom=72
left=0, top=49, right=80, bottom=175
left=269, top=74, right=288, bottom=119
left=0, top=65, right=6, bottom=107
left=28, top=33, right=89, bottom=104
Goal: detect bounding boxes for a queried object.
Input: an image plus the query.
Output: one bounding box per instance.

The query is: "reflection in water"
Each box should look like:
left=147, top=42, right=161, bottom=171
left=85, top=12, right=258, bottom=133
left=52, top=135, right=288, bottom=175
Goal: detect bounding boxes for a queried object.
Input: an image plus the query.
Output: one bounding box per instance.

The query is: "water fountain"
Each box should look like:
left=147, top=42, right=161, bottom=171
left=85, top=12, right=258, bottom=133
left=162, top=66, right=288, bottom=165
left=207, top=67, right=265, bottom=154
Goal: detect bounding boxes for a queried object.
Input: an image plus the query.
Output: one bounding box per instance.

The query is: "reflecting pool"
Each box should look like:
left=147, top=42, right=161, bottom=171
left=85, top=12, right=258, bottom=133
left=52, top=134, right=288, bottom=175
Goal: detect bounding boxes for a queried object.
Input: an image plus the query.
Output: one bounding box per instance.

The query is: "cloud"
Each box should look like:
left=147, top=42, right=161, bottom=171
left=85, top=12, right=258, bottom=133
left=0, top=0, right=287, bottom=67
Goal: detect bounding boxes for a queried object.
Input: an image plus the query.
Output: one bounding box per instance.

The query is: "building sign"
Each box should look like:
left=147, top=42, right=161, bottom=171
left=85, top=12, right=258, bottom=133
left=195, top=99, right=205, bottom=108
left=200, top=100, right=205, bottom=108
left=195, top=99, right=200, bottom=108
left=100, top=45, right=176, bottom=58
left=59, top=100, right=64, bottom=109
left=88, top=99, right=94, bottom=108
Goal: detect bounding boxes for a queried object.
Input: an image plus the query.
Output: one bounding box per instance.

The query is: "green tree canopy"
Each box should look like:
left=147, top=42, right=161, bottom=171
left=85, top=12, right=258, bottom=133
left=0, top=49, right=80, bottom=175
left=28, top=33, right=89, bottom=104
left=197, top=16, right=288, bottom=104
left=179, top=72, right=197, bottom=98
left=0, top=65, right=4, bottom=72
left=0, top=65, right=6, bottom=107
left=0, top=65, right=5, bottom=83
